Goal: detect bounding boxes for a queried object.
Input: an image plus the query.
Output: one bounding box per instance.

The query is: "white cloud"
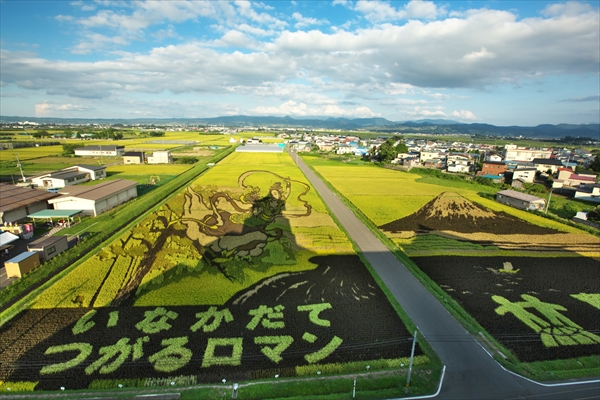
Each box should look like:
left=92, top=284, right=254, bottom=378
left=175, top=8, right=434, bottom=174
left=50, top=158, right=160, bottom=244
left=292, top=12, right=327, bottom=29
left=35, top=101, right=95, bottom=116
left=542, top=1, right=594, bottom=16
left=55, top=15, right=74, bottom=22
left=461, top=47, right=496, bottom=62
left=355, top=0, right=444, bottom=22
left=251, top=100, right=379, bottom=117
left=452, top=109, right=478, bottom=120
left=406, top=106, right=448, bottom=119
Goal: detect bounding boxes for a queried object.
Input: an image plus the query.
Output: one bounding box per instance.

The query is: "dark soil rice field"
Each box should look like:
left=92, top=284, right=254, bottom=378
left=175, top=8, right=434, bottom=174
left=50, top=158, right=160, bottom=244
left=0, top=255, right=418, bottom=390
left=413, top=256, right=600, bottom=362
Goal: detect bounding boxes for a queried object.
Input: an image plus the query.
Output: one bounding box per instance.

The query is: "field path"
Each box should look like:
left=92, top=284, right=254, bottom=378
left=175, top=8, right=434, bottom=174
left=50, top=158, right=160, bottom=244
left=292, top=151, right=600, bottom=400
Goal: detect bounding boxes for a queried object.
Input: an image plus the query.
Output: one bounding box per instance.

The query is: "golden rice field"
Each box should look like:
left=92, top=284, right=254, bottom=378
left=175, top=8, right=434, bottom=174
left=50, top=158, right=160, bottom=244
left=305, top=158, right=577, bottom=232
left=302, top=156, right=599, bottom=258
left=0, top=146, right=63, bottom=161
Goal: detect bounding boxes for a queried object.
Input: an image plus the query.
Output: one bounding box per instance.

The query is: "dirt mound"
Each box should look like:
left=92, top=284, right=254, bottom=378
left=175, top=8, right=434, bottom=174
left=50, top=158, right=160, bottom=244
left=379, top=192, right=558, bottom=234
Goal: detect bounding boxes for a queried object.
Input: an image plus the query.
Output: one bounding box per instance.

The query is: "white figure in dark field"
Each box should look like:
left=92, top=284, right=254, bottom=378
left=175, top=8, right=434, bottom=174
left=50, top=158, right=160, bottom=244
left=180, top=170, right=312, bottom=261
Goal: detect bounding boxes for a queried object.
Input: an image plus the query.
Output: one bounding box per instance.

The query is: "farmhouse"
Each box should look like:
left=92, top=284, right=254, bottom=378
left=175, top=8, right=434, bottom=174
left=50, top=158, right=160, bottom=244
left=123, top=152, right=145, bottom=164
left=48, top=179, right=138, bottom=216
left=147, top=151, right=173, bottom=164
left=27, top=235, right=68, bottom=262
left=496, top=190, right=546, bottom=211
left=30, top=165, right=107, bottom=189
left=0, top=184, right=58, bottom=224
left=74, top=145, right=125, bottom=157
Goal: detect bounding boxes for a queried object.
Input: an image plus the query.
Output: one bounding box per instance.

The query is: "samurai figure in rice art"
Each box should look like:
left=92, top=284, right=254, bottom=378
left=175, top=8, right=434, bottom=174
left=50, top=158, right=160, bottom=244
left=180, top=170, right=312, bottom=265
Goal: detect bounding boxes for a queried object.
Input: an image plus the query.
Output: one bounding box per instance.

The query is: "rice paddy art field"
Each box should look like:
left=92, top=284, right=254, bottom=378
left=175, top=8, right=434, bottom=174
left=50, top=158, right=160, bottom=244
left=303, top=155, right=600, bottom=370
left=0, top=152, right=424, bottom=392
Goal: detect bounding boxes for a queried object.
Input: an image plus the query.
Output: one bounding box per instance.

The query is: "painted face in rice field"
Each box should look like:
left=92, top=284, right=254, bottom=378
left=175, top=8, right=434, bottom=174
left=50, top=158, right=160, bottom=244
left=182, top=170, right=311, bottom=262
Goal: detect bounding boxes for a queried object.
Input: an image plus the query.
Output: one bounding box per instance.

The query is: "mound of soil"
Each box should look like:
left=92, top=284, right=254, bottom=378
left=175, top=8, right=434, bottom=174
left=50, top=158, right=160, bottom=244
left=379, top=192, right=558, bottom=235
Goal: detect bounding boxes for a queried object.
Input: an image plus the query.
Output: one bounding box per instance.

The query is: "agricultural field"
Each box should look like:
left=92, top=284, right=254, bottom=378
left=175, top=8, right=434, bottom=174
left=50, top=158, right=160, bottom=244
left=303, top=155, right=600, bottom=371
left=0, top=152, right=425, bottom=392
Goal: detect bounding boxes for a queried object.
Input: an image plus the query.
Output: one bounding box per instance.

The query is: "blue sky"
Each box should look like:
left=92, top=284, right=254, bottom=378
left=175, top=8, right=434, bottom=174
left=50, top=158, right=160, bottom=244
left=1, top=0, right=598, bottom=125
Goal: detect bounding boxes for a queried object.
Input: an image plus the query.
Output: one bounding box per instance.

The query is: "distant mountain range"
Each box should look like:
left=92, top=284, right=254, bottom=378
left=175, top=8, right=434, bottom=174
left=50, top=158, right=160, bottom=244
left=1, top=115, right=598, bottom=139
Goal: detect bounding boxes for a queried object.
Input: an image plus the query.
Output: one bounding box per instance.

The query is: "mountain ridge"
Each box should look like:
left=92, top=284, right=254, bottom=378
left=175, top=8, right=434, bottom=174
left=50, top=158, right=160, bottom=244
left=1, top=115, right=598, bottom=139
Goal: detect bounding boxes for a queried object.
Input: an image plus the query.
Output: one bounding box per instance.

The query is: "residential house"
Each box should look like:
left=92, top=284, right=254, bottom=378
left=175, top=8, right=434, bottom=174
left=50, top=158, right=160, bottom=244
left=420, top=150, right=443, bottom=163
left=512, top=167, right=536, bottom=183
left=480, top=161, right=507, bottom=176
left=423, top=158, right=445, bottom=169
left=555, top=169, right=598, bottom=187
left=504, top=145, right=552, bottom=162
left=532, top=158, right=563, bottom=174
left=336, top=144, right=355, bottom=155
left=446, top=153, right=472, bottom=173
left=485, top=152, right=504, bottom=162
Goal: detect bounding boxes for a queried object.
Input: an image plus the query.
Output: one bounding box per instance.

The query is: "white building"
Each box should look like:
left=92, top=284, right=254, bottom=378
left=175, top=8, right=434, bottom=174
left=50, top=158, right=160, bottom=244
left=48, top=179, right=138, bottom=216
left=512, top=167, right=536, bottom=183
left=74, top=145, right=125, bottom=157
left=147, top=151, right=173, bottom=164
left=446, top=154, right=472, bottom=173
left=31, top=165, right=107, bottom=189
left=504, top=145, right=552, bottom=162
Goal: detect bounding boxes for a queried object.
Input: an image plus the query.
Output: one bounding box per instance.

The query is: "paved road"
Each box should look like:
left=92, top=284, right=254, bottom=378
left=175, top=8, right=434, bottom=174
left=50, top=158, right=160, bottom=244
left=293, top=153, right=600, bottom=400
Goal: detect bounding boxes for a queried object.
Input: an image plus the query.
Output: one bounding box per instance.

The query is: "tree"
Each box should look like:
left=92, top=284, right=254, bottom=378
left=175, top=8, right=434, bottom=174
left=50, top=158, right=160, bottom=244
left=178, top=156, right=198, bottom=164
left=32, top=130, right=49, bottom=139
left=62, top=143, right=80, bottom=156
left=378, top=139, right=398, bottom=163
left=395, top=142, right=409, bottom=154
left=589, top=155, right=600, bottom=173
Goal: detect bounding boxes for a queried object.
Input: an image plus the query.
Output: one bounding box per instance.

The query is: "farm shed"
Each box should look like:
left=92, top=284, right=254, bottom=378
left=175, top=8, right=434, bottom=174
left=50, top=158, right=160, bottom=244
left=4, top=251, right=40, bottom=279
left=147, top=151, right=173, bottom=164
left=0, top=184, right=59, bottom=224
left=27, top=209, right=82, bottom=227
left=30, top=165, right=107, bottom=189
left=27, top=235, right=68, bottom=262
left=47, top=179, right=138, bottom=216
left=496, top=190, right=546, bottom=211
left=123, top=152, right=145, bottom=164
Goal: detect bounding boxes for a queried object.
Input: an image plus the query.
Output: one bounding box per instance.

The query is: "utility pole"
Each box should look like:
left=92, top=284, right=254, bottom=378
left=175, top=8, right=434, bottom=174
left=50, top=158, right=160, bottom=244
left=15, top=154, right=26, bottom=182
left=545, top=188, right=552, bottom=214
left=405, top=330, right=418, bottom=395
